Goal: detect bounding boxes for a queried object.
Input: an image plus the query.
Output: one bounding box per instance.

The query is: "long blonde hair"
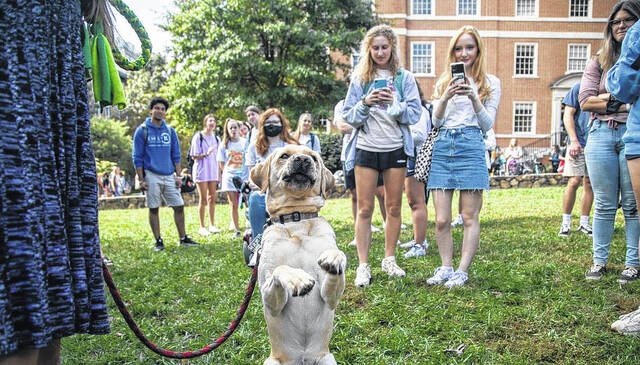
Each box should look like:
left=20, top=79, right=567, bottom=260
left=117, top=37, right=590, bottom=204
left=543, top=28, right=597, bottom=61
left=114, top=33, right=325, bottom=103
left=433, top=26, right=491, bottom=103
left=222, top=118, right=239, bottom=148
left=292, top=112, right=313, bottom=141
left=599, top=1, right=640, bottom=71
left=351, top=24, right=401, bottom=85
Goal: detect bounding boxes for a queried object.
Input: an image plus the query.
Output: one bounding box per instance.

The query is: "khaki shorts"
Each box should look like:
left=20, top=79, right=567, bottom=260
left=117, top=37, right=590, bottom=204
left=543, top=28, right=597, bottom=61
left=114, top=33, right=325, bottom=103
left=145, top=170, right=184, bottom=209
left=563, top=149, right=588, bottom=177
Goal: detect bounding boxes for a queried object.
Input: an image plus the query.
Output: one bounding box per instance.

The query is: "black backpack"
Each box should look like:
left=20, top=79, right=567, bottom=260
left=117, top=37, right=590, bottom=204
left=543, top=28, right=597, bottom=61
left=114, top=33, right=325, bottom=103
left=187, top=131, right=219, bottom=175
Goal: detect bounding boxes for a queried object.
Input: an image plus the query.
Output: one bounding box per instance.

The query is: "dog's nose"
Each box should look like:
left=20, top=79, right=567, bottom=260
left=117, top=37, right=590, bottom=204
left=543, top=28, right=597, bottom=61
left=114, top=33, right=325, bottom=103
left=293, top=155, right=311, bottom=169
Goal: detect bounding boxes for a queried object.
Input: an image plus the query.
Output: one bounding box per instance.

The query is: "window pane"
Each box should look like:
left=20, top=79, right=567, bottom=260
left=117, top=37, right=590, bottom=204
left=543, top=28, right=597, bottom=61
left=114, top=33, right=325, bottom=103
left=515, top=44, right=536, bottom=75
left=412, top=43, right=433, bottom=74
left=458, top=0, right=477, bottom=15
left=516, top=0, right=536, bottom=16
left=567, top=44, right=588, bottom=72
left=514, top=103, right=534, bottom=133
left=570, top=0, right=589, bottom=17
left=413, top=0, right=432, bottom=15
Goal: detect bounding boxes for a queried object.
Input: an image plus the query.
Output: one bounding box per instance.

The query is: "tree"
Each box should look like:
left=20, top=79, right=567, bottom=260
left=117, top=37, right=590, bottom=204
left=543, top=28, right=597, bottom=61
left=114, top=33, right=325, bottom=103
left=91, top=116, right=134, bottom=176
left=164, top=0, right=377, bottom=131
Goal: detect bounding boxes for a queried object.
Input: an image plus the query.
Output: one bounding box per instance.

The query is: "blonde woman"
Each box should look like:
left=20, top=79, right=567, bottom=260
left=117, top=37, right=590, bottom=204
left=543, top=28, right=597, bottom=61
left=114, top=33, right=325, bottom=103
left=293, top=112, right=321, bottom=154
left=217, top=118, right=248, bottom=238
left=426, top=26, right=501, bottom=288
left=189, top=114, right=221, bottom=236
left=342, top=24, right=422, bottom=287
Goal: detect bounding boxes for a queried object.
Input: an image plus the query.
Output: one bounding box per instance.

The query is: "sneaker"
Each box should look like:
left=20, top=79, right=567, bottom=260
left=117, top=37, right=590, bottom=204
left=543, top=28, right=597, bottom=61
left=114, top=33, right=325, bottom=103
left=229, top=221, right=235, bottom=231
left=399, top=238, right=429, bottom=249
left=154, top=237, right=165, bottom=252
left=451, top=214, right=463, bottom=227
left=370, top=225, right=381, bottom=233
left=577, top=223, right=593, bottom=236
left=180, top=235, right=200, bottom=247
left=444, top=270, right=469, bottom=288
left=348, top=238, right=357, bottom=246
left=198, top=227, right=211, bottom=236
left=208, top=226, right=222, bottom=234
left=354, top=264, right=372, bottom=287
left=618, top=267, right=640, bottom=284
left=381, top=256, right=406, bottom=277
left=404, top=244, right=426, bottom=259
left=382, top=222, right=408, bottom=230
left=426, top=266, right=454, bottom=285
left=232, top=230, right=242, bottom=239
left=585, top=263, right=606, bottom=280
left=558, top=224, right=571, bottom=237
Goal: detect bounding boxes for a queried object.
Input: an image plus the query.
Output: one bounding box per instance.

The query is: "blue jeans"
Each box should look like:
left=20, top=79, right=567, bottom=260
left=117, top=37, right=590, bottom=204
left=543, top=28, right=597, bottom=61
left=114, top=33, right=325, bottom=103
left=584, top=120, right=640, bottom=267
left=248, top=191, right=267, bottom=237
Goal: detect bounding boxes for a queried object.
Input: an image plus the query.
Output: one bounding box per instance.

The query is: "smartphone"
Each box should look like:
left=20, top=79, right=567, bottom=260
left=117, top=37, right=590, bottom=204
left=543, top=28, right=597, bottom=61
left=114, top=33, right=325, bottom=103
left=451, top=62, right=466, bottom=83
left=374, top=78, right=388, bottom=89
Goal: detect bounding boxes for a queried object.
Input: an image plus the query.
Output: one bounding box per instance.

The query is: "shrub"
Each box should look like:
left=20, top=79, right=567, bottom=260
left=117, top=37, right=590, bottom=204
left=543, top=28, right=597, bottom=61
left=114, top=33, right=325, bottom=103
left=318, top=132, right=343, bottom=173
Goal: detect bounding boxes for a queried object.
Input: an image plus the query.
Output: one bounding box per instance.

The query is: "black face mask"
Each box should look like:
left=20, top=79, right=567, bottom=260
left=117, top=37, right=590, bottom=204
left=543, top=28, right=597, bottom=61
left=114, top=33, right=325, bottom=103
left=264, top=124, right=282, bottom=137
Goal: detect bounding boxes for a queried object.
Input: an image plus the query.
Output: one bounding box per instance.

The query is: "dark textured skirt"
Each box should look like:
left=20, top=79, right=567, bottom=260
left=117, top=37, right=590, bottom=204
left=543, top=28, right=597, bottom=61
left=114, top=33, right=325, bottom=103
left=0, top=0, right=110, bottom=356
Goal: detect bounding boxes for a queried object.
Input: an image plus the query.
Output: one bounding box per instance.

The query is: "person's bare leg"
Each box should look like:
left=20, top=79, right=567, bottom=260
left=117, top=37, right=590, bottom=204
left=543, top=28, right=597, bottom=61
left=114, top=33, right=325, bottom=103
left=562, top=176, right=581, bottom=215
left=228, top=191, right=240, bottom=230
left=458, top=190, right=483, bottom=273
left=350, top=188, right=357, bottom=221
left=375, top=185, right=387, bottom=221
left=354, top=166, right=379, bottom=264
left=0, top=348, right=38, bottom=365
left=581, top=176, right=594, bottom=217
left=382, top=168, right=406, bottom=258
left=207, top=181, right=217, bottom=227
left=149, top=208, right=161, bottom=239
left=173, top=205, right=186, bottom=238
left=405, top=176, right=427, bottom=245
left=37, top=339, right=60, bottom=365
left=627, top=159, right=640, bottom=253
left=196, top=181, right=208, bottom=228
left=432, top=190, right=454, bottom=267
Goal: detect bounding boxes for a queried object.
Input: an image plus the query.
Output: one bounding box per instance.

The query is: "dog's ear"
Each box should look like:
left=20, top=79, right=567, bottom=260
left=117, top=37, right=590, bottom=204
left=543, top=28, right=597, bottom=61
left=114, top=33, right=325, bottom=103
left=312, top=150, right=334, bottom=198
left=250, top=155, right=272, bottom=193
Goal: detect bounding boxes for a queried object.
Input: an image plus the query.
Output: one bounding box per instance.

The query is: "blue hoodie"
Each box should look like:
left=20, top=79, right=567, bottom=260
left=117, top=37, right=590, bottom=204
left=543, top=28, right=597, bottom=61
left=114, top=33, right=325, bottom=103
left=132, top=118, right=181, bottom=176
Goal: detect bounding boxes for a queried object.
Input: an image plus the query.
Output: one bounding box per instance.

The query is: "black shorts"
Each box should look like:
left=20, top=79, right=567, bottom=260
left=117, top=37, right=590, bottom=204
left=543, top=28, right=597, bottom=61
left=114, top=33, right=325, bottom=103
left=343, top=164, right=383, bottom=190
left=355, top=147, right=407, bottom=172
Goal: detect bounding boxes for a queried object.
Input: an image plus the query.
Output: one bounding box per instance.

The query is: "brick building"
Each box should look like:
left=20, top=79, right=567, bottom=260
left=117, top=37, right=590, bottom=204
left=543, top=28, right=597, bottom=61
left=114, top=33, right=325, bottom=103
left=369, top=0, right=617, bottom=147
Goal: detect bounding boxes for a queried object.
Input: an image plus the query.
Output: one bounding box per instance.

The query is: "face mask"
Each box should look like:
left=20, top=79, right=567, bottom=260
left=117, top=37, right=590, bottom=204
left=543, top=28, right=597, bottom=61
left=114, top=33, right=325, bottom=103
left=264, top=124, right=282, bottom=137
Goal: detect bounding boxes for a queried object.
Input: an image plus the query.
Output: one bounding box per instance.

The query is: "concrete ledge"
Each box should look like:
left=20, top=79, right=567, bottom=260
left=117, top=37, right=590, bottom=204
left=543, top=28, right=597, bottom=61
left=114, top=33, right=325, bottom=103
left=98, top=173, right=567, bottom=210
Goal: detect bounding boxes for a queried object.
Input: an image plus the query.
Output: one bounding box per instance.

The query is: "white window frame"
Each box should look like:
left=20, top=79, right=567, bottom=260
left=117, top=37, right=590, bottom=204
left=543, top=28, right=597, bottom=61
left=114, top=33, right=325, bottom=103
left=568, top=0, right=592, bottom=18
left=410, top=41, right=436, bottom=77
left=566, top=43, right=590, bottom=73
left=350, top=53, right=360, bottom=69
left=513, top=42, right=538, bottom=78
left=512, top=101, right=537, bottom=135
left=515, top=0, right=538, bottom=17
left=410, top=0, right=435, bottom=16
left=456, top=0, right=480, bottom=16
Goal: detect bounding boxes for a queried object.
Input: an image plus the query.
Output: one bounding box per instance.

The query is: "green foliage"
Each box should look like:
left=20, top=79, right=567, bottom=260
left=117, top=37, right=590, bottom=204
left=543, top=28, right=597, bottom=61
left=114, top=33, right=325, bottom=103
left=95, top=159, right=118, bottom=175
left=63, top=187, right=640, bottom=363
left=164, top=0, right=377, bottom=130
left=318, top=132, right=343, bottom=173
left=91, top=116, right=134, bottom=175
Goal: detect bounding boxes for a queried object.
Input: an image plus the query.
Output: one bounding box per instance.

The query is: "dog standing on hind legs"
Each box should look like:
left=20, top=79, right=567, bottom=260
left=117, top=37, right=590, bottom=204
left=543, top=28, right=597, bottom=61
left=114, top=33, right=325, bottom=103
left=250, top=145, right=346, bottom=365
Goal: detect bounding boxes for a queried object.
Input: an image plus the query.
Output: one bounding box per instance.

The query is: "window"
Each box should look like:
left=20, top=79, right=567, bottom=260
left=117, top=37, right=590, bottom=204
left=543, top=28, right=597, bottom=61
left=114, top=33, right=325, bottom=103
left=514, top=43, right=537, bottom=77
left=569, top=0, right=590, bottom=17
left=412, top=0, right=433, bottom=15
left=411, top=42, right=435, bottom=76
left=567, top=44, right=589, bottom=72
left=513, top=102, right=536, bottom=134
left=457, top=0, right=478, bottom=16
left=516, top=0, right=536, bottom=16
left=350, top=54, right=360, bottom=69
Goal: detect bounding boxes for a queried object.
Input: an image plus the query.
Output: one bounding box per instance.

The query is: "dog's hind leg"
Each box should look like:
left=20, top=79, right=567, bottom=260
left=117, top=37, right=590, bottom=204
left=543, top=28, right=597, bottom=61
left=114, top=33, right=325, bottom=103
left=262, top=265, right=315, bottom=317
left=317, top=353, right=337, bottom=365
left=317, top=249, right=347, bottom=310
left=263, top=356, right=282, bottom=365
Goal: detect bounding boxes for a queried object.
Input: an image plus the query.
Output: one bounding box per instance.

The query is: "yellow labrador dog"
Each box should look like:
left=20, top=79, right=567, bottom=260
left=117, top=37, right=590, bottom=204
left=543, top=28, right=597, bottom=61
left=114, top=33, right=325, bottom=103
left=250, top=145, right=346, bottom=365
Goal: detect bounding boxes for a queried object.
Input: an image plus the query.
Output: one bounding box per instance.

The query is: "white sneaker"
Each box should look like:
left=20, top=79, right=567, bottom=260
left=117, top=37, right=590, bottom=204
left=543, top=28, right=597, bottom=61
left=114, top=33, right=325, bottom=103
left=399, top=238, right=429, bottom=249
left=348, top=238, right=357, bottom=246
left=198, top=227, right=211, bottom=236
left=354, top=264, right=372, bottom=287
left=208, top=226, right=221, bottom=234
left=381, top=256, right=406, bottom=277
left=444, top=270, right=469, bottom=288
left=370, top=225, right=381, bottom=233
left=426, top=266, right=454, bottom=285
left=451, top=214, right=463, bottom=227
left=382, top=222, right=408, bottom=230
left=229, top=221, right=235, bottom=231
left=404, top=244, right=426, bottom=259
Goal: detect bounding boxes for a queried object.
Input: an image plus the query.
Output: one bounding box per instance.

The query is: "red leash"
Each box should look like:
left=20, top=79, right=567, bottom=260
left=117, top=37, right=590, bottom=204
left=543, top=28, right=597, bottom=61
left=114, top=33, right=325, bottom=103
left=101, top=258, right=259, bottom=359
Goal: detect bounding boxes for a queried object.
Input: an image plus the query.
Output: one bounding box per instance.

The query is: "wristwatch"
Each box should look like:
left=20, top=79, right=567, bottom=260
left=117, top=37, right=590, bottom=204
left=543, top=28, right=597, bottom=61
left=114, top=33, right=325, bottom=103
left=606, top=95, right=624, bottom=114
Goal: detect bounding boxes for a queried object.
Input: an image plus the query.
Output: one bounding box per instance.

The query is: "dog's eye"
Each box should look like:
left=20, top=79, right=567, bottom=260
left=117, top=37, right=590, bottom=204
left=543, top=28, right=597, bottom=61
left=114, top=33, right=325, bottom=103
left=280, top=153, right=290, bottom=159
left=311, top=155, right=317, bottom=162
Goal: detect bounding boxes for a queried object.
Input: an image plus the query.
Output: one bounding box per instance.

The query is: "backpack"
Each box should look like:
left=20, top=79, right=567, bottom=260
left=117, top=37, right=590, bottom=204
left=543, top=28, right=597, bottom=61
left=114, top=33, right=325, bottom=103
left=187, top=131, right=220, bottom=175
left=309, top=132, right=316, bottom=151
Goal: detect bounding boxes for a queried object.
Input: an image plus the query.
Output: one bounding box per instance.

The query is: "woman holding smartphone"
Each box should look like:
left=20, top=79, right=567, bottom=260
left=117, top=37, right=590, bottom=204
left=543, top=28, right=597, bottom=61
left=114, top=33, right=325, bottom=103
left=342, top=24, right=422, bottom=287
left=426, top=25, right=501, bottom=288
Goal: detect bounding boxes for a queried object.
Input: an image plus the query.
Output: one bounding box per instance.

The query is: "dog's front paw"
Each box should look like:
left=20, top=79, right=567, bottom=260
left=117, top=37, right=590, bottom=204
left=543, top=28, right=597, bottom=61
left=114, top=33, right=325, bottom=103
left=273, top=266, right=315, bottom=297
left=317, top=249, right=347, bottom=275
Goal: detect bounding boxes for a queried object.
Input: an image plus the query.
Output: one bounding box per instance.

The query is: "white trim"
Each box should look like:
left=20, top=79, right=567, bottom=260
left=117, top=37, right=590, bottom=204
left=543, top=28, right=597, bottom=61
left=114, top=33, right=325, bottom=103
left=568, top=0, right=592, bottom=18
left=512, top=101, right=537, bottom=135
left=515, top=0, right=538, bottom=17
left=514, top=42, right=538, bottom=77
left=566, top=43, right=591, bottom=73
left=379, top=13, right=607, bottom=22
left=456, top=0, right=480, bottom=16
left=393, top=28, right=603, bottom=39
left=410, top=0, right=435, bottom=16
left=410, top=41, right=436, bottom=77
left=496, top=134, right=549, bottom=139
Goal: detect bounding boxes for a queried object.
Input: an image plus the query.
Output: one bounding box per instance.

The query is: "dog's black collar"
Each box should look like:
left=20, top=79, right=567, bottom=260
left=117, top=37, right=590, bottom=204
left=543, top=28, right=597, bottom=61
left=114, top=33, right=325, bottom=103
left=267, top=212, right=319, bottom=226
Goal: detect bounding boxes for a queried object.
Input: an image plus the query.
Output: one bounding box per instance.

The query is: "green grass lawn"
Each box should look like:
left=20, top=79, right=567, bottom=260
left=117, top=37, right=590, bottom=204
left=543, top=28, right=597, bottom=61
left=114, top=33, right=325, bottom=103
left=62, top=187, right=640, bottom=364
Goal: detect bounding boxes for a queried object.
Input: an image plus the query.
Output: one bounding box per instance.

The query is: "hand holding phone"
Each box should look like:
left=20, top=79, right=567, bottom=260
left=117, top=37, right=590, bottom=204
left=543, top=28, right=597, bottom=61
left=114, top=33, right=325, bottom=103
left=374, top=78, right=388, bottom=90
left=451, top=62, right=466, bottom=84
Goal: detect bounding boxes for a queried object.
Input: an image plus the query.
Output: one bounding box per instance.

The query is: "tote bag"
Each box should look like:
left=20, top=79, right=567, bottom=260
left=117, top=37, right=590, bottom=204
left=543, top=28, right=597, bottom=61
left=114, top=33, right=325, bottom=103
left=414, top=128, right=439, bottom=184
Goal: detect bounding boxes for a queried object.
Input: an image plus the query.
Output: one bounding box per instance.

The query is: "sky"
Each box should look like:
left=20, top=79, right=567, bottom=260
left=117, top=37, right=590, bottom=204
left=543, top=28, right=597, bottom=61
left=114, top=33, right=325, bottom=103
left=112, top=0, right=176, bottom=55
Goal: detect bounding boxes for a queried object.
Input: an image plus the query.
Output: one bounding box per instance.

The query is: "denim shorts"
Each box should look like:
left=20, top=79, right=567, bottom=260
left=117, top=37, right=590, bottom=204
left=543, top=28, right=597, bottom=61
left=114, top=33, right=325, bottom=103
left=427, top=127, right=489, bottom=191
left=343, top=164, right=383, bottom=190
left=355, top=147, right=407, bottom=172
